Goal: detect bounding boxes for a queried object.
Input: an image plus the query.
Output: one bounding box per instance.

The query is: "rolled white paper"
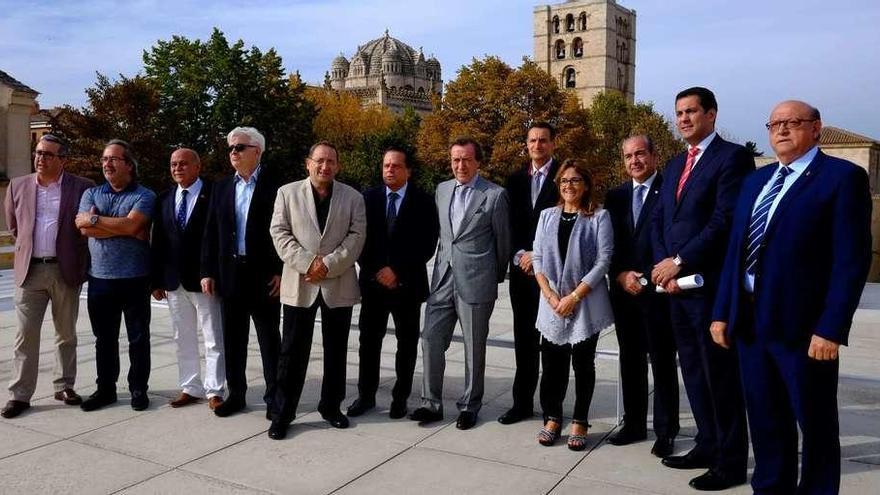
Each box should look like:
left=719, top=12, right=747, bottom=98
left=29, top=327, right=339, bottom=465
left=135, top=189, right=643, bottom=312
left=655, top=274, right=704, bottom=293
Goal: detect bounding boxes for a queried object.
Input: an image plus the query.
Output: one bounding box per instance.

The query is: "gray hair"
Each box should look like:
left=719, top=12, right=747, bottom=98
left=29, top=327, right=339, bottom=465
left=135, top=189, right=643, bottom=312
left=105, top=139, right=139, bottom=178
left=227, top=126, right=266, bottom=152
left=39, top=134, right=69, bottom=157
left=621, top=134, right=655, bottom=154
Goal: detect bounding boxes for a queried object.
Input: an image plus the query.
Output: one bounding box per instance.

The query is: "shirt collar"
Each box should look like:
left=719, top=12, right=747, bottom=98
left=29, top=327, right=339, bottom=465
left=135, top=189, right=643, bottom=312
left=632, top=171, right=657, bottom=189
left=103, top=180, right=138, bottom=194
left=177, top=177, right=203, bottom=196
left=234, top=164, right=261, bottom=184
left=777, top=145, right=819, bottom=170
left=386, top=181, right=408, bottom=198
left=35, top=170, right=64, bottom=187
left=530, top=158, right=553, bottom=176
left=456, top=175, right=479, bottom=189
left=691, top=131, right=717, bottom=154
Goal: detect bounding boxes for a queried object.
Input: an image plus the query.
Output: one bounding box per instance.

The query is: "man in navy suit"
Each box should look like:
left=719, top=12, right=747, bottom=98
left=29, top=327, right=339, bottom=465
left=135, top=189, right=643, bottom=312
left=347, top=147, right=439, bottom=420
left=711, top=100, right=871, bottom=494
left=651, top=87, right=754, bottom=491
left=498, top=122, right=560, bottom=425
left=151, top=148, right=225, bottom=411
left=605, top=135, right=679, bottom=458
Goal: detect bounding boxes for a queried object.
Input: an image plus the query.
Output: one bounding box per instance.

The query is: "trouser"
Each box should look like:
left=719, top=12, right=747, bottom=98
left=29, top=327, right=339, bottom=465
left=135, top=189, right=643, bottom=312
left=8, top=263, right=80, bottom=401
left=87, top=276, right=151, bottom=394
left=166, top=288, right=225, bottom=398
left=508, top=268, right=541, bottom=412
left=539, top=333, right=599, bottom=421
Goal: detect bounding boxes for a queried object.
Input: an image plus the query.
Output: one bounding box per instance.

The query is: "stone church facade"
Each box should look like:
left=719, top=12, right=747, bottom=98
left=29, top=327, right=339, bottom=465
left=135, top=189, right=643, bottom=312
left=534, top=0, right=636, bottom=105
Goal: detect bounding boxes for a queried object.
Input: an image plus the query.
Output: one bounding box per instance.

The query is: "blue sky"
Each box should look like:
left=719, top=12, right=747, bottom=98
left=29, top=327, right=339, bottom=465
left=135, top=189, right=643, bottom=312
left=2, top=0, right=878, bottom=154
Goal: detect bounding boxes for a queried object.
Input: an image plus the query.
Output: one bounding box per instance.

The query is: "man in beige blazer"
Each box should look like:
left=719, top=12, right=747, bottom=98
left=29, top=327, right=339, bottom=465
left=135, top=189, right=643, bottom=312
left=267, top=141, right=366, bottom=439
left=2, top=135, right=94, bottom=418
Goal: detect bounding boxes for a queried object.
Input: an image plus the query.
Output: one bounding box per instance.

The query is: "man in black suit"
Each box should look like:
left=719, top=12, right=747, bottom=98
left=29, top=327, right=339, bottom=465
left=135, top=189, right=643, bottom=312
left=201, top=127, right=283, bottom=418
left=498, top=122, right=560, bottom=425
left=651, top=87, right=754, bottom=491
left=604, top=135, right=679, bottom=457
left=151, top=148, right=225, bottom=411
left=347, top=147, right=439, bottom=420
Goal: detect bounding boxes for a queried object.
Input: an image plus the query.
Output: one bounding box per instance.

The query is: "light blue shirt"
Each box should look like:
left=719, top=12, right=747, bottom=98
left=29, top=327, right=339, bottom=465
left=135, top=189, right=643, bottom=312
left=234, top=165, right=262, bottom=255
left=385, top=181, right=408, bottom=216
left=744, top=145, right=818, bottom=292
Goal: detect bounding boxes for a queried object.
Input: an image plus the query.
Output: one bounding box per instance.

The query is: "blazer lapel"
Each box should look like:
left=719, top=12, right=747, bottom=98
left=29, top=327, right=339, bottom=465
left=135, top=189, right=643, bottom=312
left=675, top=136, right=722, bottom=212
left=634, top=175, right=662, bottom=235
left=455, top=178, right=488, bottom=238
left=302, top=180, right=321, bottom=235
left=533, top=159, right=560, bottom=211
left=438, top=181, right=453, bottom=236
left=763, top=154, right=823, bottom=241
left=57, top=174, right=73, bottom=226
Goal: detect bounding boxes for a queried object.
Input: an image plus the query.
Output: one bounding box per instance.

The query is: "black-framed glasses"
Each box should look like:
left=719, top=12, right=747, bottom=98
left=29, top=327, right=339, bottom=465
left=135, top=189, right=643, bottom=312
left=100, top=156, right=126, bottom=164
left=558, top=177, right=585, bottom=186
left=228, top=144, right=258, bottom=153
left=34, top=150, right=60, bottom=159
left=765, top=118, right=817, bottom=132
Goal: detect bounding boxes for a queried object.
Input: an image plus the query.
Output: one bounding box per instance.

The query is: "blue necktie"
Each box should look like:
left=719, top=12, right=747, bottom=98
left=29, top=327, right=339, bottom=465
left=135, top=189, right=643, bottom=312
left=386, top=192, right=399, bottom=237
left=176, top=189, right=189, bottom=230
left=632, top=184, right=645, bottom=225
left=745, top=167, right=792, bottom=274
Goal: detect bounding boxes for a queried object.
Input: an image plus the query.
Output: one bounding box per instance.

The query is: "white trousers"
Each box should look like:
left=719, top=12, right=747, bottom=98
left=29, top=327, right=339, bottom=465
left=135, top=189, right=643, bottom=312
left=166, top=288, right=225, bottom=398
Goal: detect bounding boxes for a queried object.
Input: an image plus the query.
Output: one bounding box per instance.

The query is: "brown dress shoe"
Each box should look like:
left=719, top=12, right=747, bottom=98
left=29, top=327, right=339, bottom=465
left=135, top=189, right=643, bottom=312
left=207, top=396, right=223, bottom=410
left=1, top=400, right=30, bottom=418
left=54, top=389, right=83, bottom=405
left=169, top=392, right=200, bottom=408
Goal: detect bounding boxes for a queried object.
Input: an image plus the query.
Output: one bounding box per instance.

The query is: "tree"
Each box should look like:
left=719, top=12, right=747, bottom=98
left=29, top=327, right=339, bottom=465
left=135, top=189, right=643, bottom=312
left=744, top=141, right=764, bottom=157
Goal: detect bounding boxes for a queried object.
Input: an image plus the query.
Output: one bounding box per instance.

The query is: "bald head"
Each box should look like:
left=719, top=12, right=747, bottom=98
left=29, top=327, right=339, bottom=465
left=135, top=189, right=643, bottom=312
left=170, top=148, right=201, bottom=188
left=768, top=100, right=822, bottom=165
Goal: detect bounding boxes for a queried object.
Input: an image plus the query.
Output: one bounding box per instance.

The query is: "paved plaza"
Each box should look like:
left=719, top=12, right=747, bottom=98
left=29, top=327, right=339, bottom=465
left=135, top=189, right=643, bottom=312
left=0, top=270, right=877, bottom=494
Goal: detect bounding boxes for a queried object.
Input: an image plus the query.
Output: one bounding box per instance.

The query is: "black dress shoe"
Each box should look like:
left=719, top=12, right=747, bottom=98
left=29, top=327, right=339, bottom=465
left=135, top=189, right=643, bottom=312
left=389, top=401, right=407, bottom=419
left=409, top=407, right=443, bottom=424
left=606, top=427, right=648, bottom=446
left=497, top=407, right=533, bottom=425
left=1, top=400, right=30, bottom=418
left=80, top=390, right=118, bottom=412
left=651, top=436, right=675, bottom=458
left=267, top=420, right=288, bottom=440
left=213, top=398, right=246, bottom=417
left=661, top=450, right=713, bottom=470
left=130, top=390, right=150, bottom=411
left=688, top=469, right=747, bottom=491
left=321, top=410, right=350, bottom=429
left=346, top=398, right=375, bottom=417
left=456, top=411, right=478, bottom=430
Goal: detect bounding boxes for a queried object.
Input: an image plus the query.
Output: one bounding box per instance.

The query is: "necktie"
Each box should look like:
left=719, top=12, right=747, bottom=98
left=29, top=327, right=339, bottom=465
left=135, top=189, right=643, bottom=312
left=176, top=189, right=189, bottom=230
left=386, top=192, right=399, bottom=237
left=531, top=168, right=543, bottom=207
left=451, top=184, right=468, bottom=234
left=745, top=166, right=793, bottom=275
left=675, top=146, right=700, bottom=201
left=632, top=184, right=645, bottom=225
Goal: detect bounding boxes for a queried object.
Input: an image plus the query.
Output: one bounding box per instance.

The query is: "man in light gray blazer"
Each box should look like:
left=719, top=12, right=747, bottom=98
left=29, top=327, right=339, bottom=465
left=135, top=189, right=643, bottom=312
left=267, top=141, right=366, bottom=440
left=410, top=137, right=511, bottom=430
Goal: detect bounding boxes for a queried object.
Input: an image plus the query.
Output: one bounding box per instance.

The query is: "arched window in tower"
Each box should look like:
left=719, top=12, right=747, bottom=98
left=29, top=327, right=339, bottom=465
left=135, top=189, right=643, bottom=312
left=620, top=42, right=628, bottom=63
left=566, top=14, right=575, bottom=32
left=573, top=38, right=583, bottom=57
left=578, top=12, right=587, bottom=30
left=618, top=67, right=624, bottom=90
left=552, top=15, right=560, bottom=34
left=564, top=67, right=576, bottom=88
left=555, top=39, right=566, bottom=59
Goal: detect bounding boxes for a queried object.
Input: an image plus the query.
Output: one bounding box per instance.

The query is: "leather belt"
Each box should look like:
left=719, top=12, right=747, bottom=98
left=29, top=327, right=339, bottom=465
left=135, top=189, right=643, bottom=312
left=31, top=257, right=58, bottom=264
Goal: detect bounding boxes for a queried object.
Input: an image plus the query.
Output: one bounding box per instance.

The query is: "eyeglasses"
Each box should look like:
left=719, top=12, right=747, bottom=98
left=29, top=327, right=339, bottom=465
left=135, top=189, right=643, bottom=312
left=765, top=118, right=817, bottom=132
left=34, top=150, right=60, bottom=159
left=100, top=156, right=126, bottom=164
left=228, top=144, right=258, bottom=153
left=558, top=177, right=585, bottom=186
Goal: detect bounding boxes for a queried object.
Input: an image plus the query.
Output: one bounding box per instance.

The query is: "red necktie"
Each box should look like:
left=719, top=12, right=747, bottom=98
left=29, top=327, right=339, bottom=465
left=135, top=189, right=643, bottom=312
left=675, top=146, right=700, bottom=201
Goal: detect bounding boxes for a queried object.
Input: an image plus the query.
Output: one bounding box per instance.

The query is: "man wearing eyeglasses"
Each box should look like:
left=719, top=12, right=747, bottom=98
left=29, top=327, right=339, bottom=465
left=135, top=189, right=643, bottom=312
left=75, top=139, right=156, bottom=412
left=711, top=101, right=871, bottom=494
left=201, top=127, right=283, bottom=418
left=1, top=135, right=94, bottom=419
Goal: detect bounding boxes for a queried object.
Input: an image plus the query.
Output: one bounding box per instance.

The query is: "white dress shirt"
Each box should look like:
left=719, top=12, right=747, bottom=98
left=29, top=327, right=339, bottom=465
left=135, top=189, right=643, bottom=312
left=32, top=172, right=64, bottom=258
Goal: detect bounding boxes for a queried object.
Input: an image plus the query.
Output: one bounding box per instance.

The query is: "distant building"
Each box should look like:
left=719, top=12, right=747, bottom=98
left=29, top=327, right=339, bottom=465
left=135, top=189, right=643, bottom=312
left=327, top=30, right=442, bottom=115
left=534, top=0, right=636, bottom=106
left=1, top=69, right=39, bottom=180
left=30, top=107, right=60, bottom=146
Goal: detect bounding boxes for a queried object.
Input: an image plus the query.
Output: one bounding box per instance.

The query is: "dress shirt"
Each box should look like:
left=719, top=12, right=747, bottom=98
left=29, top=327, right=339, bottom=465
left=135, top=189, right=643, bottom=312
left=531, top=158, right=553, bottom=205
left=743, top=145, right=817, bottom=292
left=234, top=165, right=261, bottom=255
left=385, top=181, right=408, bottom=217
left=631, top=171, right=657, bottom=206
left=33, top=172, right=64, bottom=258
left=175, top=178, right=203, bottom=227
left=689, top=131, right=717, bottom=170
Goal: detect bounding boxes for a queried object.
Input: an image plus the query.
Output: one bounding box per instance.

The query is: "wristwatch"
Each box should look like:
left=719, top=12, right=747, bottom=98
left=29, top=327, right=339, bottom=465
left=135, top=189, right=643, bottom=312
left=672, top=255, right=683, bottom=267
left=90, top=215, right=99, bottom=226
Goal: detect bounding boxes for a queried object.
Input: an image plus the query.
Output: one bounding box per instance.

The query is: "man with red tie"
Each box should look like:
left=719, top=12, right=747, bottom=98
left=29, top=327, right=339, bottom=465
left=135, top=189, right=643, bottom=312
left=651, top=87, right=754, bottom=491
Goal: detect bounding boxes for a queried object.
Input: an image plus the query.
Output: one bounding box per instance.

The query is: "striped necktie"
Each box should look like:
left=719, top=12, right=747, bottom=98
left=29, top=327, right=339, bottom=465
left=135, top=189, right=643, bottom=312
left=176, top=189, right=189, bottom=230
left=745, top=166, right=792, bottom=275
left=675, top=146, right=700, bottom=201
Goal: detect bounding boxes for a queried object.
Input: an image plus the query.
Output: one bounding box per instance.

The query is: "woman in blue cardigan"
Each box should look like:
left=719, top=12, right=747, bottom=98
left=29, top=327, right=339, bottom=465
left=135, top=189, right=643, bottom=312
left=532, top=159, right=614, bottom=451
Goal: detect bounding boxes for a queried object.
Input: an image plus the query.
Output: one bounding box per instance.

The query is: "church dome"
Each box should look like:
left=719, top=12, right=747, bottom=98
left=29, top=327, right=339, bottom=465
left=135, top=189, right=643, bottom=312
left=331, top=53, right=350, bottom=69
left=350, top=30, right=422, bottom=76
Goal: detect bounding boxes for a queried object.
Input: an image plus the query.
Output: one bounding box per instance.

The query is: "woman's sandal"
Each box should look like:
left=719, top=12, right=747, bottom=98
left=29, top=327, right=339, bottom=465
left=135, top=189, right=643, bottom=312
left=567, top=419, right=590, bottom=451
left=537, top=417, right=562, bottom=446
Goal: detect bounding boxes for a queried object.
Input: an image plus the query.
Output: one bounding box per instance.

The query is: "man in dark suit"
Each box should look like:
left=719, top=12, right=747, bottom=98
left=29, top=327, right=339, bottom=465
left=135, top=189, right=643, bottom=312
left=2, top=135, right=94, bottom=419
left=651, top=87, right=754, bottom=491
left=201, top=126, right=283, bottom=418
left=712, top=101, right=871, bottom=494
left=498, top=122, right=560, bottom=425
left=605, top=135, right=679, bottom=457
left=347, top=147, right=439, bottom=420
left=151, top=148, right=225, bottom=411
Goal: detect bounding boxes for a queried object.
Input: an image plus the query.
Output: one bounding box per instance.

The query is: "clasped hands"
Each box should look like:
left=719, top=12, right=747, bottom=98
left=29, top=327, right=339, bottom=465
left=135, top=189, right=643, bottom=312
left=305, top=256, right=329, bottom=283
left=651, top=257, right=682, bottom=294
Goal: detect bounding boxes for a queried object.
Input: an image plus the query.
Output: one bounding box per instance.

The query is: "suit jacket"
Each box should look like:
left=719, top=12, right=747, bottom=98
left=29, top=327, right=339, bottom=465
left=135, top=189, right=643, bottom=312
left=651, top=135, right=755, bottom=291
left=712, top=151, right=871, bottom=346
left=505, top=158, right=561, bottom=265
left=151, top=179, right=213, bottom=292
left=4, top=172, right=94, bottom=287
left=270, top=178, right=366, bottom=308
left=201, top=166, right=283, bottom=298
left=431, top=176, right=510, bottom=304
left=607, top=173, right=664, bottom=285
left=358, top=183, right=439, bottom=303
